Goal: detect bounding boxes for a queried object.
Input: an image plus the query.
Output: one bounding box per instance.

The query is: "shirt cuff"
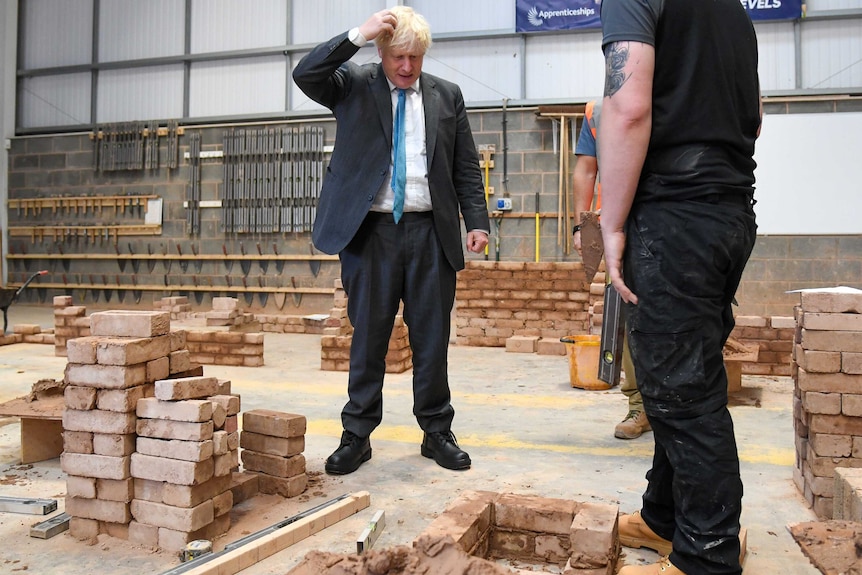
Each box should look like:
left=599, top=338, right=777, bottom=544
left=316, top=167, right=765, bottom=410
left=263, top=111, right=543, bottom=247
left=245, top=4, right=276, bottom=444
left=348, top=27, right=368, bottom=47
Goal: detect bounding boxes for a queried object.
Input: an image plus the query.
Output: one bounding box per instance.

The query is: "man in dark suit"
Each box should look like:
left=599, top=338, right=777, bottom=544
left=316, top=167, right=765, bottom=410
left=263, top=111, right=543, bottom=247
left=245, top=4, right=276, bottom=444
left=293, top=7, right=490, bottom=475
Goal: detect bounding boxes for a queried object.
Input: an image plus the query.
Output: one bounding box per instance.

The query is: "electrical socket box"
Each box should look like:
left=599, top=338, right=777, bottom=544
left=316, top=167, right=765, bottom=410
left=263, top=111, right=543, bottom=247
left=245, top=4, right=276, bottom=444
left=496, top=198, right=512, bottom=211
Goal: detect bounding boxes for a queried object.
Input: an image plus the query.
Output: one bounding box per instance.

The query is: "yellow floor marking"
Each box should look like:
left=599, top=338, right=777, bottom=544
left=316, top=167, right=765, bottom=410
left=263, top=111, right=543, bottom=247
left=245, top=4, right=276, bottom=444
left=307, top=419, right=795, bottom=465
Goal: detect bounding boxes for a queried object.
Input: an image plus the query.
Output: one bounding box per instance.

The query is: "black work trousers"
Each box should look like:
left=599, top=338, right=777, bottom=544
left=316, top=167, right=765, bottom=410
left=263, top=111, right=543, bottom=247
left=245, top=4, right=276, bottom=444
left=623, top=195, right=757, bottom=575
left=339, top=211, right=456, bottom=439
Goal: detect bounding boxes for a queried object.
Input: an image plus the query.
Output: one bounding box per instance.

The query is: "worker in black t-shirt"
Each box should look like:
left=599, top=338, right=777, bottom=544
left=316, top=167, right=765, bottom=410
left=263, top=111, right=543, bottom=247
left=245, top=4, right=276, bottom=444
left=598, top=0, right=761, bottom=573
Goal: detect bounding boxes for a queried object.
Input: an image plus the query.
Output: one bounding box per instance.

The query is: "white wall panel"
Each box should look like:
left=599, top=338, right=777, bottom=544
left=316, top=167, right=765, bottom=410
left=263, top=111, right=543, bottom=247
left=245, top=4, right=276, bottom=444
left=191, top=0, right=287, bottom=53
left=19, top=73, right=91, bottom=128
left=190, top=57, right=286, bottom=118
left=753, top=21, right=796, bottom=91
left=421, top=39, right=522, bottom=103
left=99, top=0, right=184, bottom=62
left=806, top=0, right=862, bottom=9
left=291, top=0, right=384, bottom=45
left=408, top=0, right=515, bottom=33
left=802, top=19, right=862, bottom=89
left=97, top=65, right=183, bottom=123
left=525, top=32, right=604, bottom=101
left=20, top=0, right=92, bottom=69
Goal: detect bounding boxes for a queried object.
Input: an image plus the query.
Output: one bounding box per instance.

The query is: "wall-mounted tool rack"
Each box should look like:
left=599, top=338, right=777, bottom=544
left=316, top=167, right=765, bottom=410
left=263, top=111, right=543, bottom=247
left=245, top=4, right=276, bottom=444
left=6, top=253, right=337, bottom=268
left=90, top=120, right=183, bottom=171
left=8, top=195, right=158, bottom=216
left=8, top=225, right=162, bottom=244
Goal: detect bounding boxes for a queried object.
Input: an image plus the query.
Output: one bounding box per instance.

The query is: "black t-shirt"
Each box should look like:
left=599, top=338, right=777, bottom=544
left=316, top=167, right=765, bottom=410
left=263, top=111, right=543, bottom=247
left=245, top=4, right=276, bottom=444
left=601, top=0, right=761, bottom=201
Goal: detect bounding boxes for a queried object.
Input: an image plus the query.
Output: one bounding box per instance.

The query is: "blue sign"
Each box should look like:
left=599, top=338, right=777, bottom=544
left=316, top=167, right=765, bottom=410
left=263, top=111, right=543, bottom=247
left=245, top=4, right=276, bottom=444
left=743, top=0, right=803, bottom=21
left=515, top=0, right=804, bottom=33
left=516, top=0, right=601, bottom=32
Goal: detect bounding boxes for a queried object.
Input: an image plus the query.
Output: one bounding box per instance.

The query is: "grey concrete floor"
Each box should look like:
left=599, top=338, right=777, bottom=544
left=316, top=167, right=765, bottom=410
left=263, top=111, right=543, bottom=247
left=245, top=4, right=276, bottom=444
left=0, top=304, right=821, bottom=575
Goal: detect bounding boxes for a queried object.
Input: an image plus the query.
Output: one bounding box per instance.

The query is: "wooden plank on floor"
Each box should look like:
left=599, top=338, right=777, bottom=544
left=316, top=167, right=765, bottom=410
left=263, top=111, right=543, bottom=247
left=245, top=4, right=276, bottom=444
left=167, top=490, right=371, bottom=575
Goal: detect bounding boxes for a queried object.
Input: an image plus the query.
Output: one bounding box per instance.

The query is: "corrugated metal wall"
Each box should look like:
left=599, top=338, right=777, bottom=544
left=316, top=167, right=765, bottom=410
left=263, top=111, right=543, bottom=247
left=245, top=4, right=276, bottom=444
left=14, top=0, right=862, bottom=131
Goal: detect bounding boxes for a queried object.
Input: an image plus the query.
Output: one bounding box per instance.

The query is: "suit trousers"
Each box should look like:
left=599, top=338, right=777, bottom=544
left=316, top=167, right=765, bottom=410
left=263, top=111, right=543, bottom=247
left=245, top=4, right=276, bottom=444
left=338, top=211, right=456, bottom=438
left=623, top=195, right=756, bottom=575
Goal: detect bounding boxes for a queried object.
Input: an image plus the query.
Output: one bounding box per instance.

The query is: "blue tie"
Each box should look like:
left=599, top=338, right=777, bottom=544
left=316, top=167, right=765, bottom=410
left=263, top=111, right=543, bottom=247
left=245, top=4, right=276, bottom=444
left=391, top=88, right=406, bottom=223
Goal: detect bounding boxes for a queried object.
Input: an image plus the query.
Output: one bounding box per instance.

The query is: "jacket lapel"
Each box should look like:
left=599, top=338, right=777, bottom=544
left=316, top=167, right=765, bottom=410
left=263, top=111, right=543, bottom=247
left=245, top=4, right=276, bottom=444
left=422, top=75, right=438, bottom=167
left=370, top=66, right=392, bottom=144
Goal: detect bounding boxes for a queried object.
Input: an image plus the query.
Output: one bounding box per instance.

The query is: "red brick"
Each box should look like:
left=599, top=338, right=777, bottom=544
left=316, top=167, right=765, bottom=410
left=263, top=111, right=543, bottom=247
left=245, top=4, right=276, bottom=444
left=802, top=391, right=841, bottom=415
left=801, top=291, right=862, bottom=314
left=844, top=353, right=862, bottom=375
left=797, top=348, right=842, bottom=373
left=810, top=432, right=852, bottom=457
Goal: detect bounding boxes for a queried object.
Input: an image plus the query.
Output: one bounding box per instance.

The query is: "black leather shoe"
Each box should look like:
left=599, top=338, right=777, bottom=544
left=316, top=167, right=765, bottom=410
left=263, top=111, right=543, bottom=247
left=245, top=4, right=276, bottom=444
left=421, top=431, right=471, bottom=470
left=325, top=431, right=371, bottom=475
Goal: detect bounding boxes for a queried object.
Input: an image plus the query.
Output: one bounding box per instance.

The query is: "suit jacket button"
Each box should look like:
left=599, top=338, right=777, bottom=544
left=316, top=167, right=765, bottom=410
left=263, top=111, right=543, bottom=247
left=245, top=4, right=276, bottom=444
left=367, top=195, right=374, bottom=201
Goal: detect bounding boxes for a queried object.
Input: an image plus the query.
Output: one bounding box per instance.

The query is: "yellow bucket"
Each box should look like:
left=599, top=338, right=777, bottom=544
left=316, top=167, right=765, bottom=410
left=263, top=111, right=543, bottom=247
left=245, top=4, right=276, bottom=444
left=560, top=335, right=609, bottom=390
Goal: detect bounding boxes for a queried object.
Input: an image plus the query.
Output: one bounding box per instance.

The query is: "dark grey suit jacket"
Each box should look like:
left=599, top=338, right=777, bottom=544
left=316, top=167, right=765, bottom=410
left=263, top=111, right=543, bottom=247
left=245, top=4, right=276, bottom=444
left=292, top=32, right=490, bottom=272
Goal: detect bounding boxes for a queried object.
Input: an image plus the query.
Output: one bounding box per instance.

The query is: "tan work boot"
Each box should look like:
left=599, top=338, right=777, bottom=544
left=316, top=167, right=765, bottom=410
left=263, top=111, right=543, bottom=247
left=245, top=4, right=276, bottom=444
left=619, top=512, right=748, bottom=566
left=619, top=511, right=673, bottom=556
left=618, top=556, right=686, bottom=574
left=615, top=410, right=651, bottom=439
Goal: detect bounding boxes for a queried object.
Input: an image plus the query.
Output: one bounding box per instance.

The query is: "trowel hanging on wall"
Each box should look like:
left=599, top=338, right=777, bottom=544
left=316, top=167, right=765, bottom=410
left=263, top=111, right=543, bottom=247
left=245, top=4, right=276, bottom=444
left=308, top=243, right=321, bottom=277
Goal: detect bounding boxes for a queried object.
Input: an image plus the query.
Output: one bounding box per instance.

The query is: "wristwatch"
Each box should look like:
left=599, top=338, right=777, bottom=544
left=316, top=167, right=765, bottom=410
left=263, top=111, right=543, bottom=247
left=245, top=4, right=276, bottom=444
left=572, top=224, right=581, bottom=234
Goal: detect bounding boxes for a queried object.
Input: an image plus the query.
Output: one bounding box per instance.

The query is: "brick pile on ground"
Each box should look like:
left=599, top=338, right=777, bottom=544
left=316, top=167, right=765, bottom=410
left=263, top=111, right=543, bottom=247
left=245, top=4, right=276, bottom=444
left=205, top=297, right=259, bottom=330
left=731, top=315, right=795, bottom=376
left=240, top=409, right=308, bottom=498
left=130, top=375, right=239, bottom=551
left=184, top=330, right=265, bottom=367
left=53, top=295, right=90, bottom=356
left=792, top=288, right=862, bottom=519
left=61, top=310, right=171, bottom=542
left=320, top=279, right=412, bottom=373
left=154, top=295, right=193, bottom=320
left=0, top=323, right=55, bottom=346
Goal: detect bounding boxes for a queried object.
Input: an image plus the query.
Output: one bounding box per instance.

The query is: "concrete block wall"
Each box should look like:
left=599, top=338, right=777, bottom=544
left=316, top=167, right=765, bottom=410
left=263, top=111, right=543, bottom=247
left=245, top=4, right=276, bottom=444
left=791, top=289, right=862, bottom=519
left=8, top=108, right=861, bottom=319
left=455, top=261, right=590, bottom=346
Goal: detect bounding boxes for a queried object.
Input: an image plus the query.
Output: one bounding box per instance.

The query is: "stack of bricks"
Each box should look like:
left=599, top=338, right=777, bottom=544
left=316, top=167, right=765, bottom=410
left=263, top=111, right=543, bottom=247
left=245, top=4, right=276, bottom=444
left=792, top=288, right=862, bottom=519
left=130, top=375, right=239, bottom=551
left=60, top=310, right=171, bottom=543
left=731, top=315, right=795, bottom=376
left=240, top=409, right=308, bottom=498
left=455, top=261, right=590, bottom=347
left=257, top=313, right=329, bottom=334
left=205, top=297, right=260, bottom=331
left=154, top=295, right=193, bottom=320
left=53, top=295, right=90, bottom=356
left=320, top=279, right=412, bottom=373
left=0, top=323, right=55, bottom=346
left=184, top=331, right=265, bottom=367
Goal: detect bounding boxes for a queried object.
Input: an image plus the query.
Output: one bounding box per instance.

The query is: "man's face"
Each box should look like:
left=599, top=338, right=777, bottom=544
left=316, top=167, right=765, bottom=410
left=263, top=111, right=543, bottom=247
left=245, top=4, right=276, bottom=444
left=379, top=45, right=424, bottom=90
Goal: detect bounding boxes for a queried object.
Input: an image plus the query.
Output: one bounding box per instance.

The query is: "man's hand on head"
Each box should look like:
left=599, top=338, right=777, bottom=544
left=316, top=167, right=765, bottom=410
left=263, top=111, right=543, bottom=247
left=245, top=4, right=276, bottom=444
left=359, top=10, right=397, bottom=42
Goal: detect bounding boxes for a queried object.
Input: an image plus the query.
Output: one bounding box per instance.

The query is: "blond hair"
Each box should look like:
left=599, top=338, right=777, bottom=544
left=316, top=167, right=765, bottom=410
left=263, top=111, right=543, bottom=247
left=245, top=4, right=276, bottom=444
left=375, top=6, right=432, bottom=54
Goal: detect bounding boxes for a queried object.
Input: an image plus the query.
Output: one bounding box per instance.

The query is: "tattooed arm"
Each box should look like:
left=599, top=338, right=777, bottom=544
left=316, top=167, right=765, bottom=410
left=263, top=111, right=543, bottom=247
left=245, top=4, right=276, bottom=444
left=596, top=40, right=654, bottom=305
